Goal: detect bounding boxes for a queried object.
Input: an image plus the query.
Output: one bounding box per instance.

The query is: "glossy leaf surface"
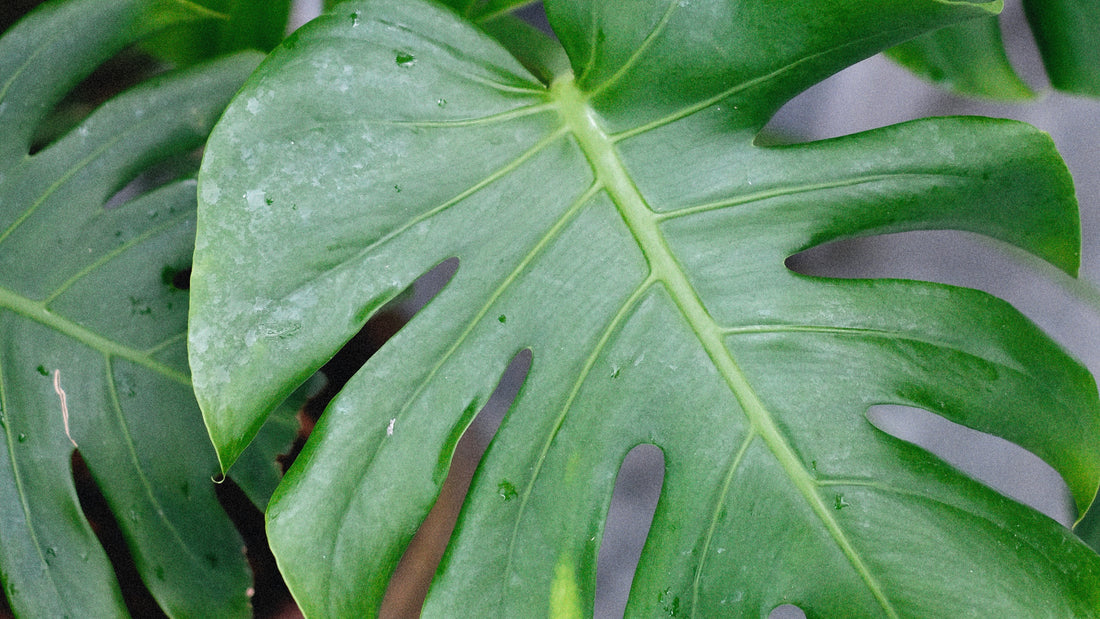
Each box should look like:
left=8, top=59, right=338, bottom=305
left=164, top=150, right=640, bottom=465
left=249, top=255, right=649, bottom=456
left=888, top=0, right=1100, bottom=98
left=0, top=1, right=261, bottom=616
left=191, top=0, right=1100, bottom=616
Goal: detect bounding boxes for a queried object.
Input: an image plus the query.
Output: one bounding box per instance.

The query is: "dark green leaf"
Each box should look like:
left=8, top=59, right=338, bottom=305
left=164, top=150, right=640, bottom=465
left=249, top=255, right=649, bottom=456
left=0, top=1, right=260, bottom=616
left=231, top=372, right=324, bottom=510
left=888, top=1, right=1100, bottom=98
left=191, top=0, right=1100, bottom=615
left=1023, top=0, right=1100, bottom=96
left=143, top=0, right=293, bottom=66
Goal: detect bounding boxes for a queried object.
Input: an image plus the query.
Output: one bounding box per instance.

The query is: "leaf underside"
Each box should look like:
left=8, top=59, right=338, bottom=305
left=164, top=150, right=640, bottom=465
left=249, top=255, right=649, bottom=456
left=190, top=0, right=1100, bottom=616
left=0, top=1, right=266, bottom=616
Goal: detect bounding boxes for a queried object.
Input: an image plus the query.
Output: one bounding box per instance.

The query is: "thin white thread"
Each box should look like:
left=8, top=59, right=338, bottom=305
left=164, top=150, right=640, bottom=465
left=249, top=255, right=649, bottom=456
left=53, top=370, right=77, bottom=448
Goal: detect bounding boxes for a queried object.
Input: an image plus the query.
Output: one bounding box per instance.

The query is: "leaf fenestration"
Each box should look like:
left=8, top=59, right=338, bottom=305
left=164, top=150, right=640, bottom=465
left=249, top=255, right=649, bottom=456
left=191, top=0, right=1100, bottom=616
left=0, top=1, right=262, bottom=616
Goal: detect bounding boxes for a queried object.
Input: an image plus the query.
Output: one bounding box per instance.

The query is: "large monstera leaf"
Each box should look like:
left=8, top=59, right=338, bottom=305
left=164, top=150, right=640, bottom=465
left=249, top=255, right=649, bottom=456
left=190, top=0, right=1100, bottom=616
left=0, top=1, right=267, bottom=616
left=887, top=1, right=1100, bottom=99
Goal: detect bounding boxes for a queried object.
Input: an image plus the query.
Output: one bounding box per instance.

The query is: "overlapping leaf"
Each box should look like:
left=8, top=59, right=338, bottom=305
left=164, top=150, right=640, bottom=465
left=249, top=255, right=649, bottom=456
left=190, top=0, right=1100, bottom=616
left=0, top=1, right=265, bottom=616
left=888, top=1, right=1100, bottom=98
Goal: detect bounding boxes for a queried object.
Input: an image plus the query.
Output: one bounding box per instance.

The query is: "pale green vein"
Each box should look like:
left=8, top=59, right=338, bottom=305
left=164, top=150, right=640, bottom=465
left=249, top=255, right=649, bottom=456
left=0, top=285, right=190, bottom=386
left=143, top=331, right=186, bottom=357
left=722, top=323, right=1026, bottom=374
left=498, top=276, right=657, bottom=614
left=370, top=16, right=545, bottom=95
left=103, top=357, right=207, bottom=569
left=321, top=181, right=602, bottom=604
left=268, top=127, right=569, bottom=309
left=42, top=198, right=195, bottom=305
left=574, top=2, right=601, bottom=84
left=0, top=131, right=125, bottom=247
left=552, top=74, right=899, bottom=617
left=654, top=173, right=968, bottom=221
left=584, top=0, right=681, bottom=98
left=691, top=429, right=757, bottom=617
left=297, top=102, right=553, bottom=132
left=610, top=25, right=918, bottom=143
left=0, top=351, right=55, bottom=594
left=473, top=1, right=541, bottom=24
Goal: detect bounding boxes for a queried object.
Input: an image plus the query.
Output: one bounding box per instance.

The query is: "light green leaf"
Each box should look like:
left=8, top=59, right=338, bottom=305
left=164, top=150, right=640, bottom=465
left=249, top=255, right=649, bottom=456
left=0, top=1, right=261, bottom=616
left=191, top=0, right=1100, bottom=616
left=888, top=1, right=1100, bottom=98
left=886, top=15, right=1035, bottom=100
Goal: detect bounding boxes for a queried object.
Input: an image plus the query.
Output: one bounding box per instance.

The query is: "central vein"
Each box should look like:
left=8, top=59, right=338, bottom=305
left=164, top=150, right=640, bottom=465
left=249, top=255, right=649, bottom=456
left=549, top=75, right=896, bottom=617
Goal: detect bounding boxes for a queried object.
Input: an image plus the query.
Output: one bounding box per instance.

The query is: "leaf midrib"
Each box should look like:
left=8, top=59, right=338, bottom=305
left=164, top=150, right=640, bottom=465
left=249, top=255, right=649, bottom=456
left=550, top=75, right=898, bottom=617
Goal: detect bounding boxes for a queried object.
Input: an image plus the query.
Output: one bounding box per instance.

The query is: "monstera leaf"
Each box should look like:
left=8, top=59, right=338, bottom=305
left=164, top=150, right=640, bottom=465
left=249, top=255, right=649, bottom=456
left=190, top=0, right=1100, bottom=616
left=0, top=0, right=268, bottom=616
left=888, top=1, right=1100, bottom=98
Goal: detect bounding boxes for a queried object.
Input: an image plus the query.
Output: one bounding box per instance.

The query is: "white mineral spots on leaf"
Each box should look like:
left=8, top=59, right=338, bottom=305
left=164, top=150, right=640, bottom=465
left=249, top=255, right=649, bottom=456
left=202, top=180, right=220, bottom=205
left=386, top=418, right=395, bottom=436
left=245, top=189, right=267, bottom=211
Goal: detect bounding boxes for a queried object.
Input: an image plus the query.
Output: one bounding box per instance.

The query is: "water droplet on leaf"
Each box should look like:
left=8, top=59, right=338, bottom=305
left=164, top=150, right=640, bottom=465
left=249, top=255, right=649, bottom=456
left=498, top=480, right=517, bottom=501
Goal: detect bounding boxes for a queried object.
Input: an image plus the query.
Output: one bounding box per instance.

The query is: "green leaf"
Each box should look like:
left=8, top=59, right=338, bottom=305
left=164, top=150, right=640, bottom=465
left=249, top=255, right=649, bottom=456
left=230, top=371, right=324, bottom=511
left=190, top=0, right=1100, bottom=616
left=0, top=1, right=261, bottom=616
left=888, top=1, right=1100, bottom=98
left=1024, top=0, right=1100, bottom=95
left=142, top=0, right=293, bottom=66
left=329, top=0, right=538, bottom=22
left=886, top=15, right=1035, bottom=100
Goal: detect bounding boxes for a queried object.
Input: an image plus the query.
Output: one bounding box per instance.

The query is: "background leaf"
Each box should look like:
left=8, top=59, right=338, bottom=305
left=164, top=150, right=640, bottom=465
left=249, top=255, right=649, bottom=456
left=0, top=1, right=262, bottom=616
left=142, top=0, right=293, bottom=67
left=191, top=0, right=1100, bottom=616
left=887, top=0, right=1100, bottom=98
left=886, top=15, right=1035, bottom=100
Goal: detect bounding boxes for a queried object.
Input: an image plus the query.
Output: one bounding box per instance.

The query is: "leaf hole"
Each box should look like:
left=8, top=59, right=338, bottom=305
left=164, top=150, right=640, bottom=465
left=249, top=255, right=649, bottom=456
left=29, top=48, right=167, bottom=156
left=768, top=603, right=807, bottom=619
left=70, top=451, right=166, bottom=618
left=595, top=444, right=665, bottom=618
left=380, top=349, right=532, bottom=617
left=301, top=258, right=459, bottom=425
left=785, top=229, right=1099, bottom=366
left=212, top=476, right=298, bottom=617
left=867, top=404, right=1074, bottom=525
left=102, top=149, right=202, bottom=210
